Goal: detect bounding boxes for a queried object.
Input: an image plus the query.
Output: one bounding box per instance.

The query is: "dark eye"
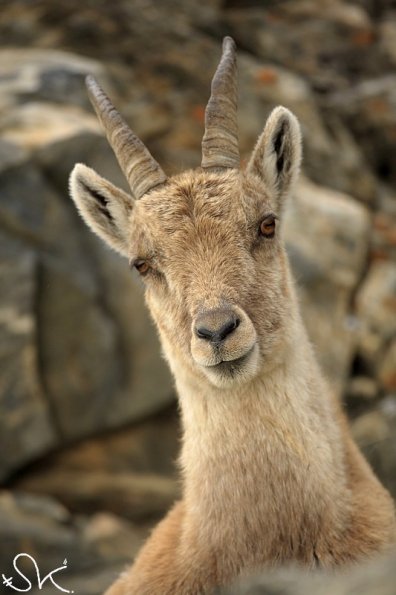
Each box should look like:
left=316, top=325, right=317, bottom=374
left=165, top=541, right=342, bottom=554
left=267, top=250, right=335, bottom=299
left=259, top=215, right=276, bottom=238
left=133, top=259, right=150, bottom=275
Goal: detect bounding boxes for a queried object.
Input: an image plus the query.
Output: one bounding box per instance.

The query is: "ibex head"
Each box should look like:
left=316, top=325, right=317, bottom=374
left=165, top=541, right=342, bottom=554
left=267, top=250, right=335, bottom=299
left=70, top=37, right=302, bottom=389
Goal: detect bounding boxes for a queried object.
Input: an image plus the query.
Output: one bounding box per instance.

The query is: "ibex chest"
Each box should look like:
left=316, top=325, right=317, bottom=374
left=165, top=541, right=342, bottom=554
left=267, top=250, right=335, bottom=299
left=181, top=411, right=347, bottom=565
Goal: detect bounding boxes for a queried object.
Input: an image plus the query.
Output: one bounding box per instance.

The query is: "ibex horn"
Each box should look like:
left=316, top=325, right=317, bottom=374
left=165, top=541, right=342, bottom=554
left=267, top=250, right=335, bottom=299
left=201, top=37, right=239, bottom=170
left=86, top=75, right=167, bottom=199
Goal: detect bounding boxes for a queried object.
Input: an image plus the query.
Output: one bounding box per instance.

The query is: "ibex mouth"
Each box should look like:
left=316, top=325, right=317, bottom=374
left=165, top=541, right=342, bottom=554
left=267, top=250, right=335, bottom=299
left=201, top=343, right=259, bottom=388
left=209, top=346, right=255, bottom=372
left=201, top=345, right=260, bottom=389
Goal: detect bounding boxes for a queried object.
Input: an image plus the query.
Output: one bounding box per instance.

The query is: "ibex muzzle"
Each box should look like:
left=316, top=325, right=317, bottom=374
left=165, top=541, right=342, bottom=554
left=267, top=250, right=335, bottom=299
left=195, top=309, right=240, bottom=343
left=191, top=304, right=258, bottom=385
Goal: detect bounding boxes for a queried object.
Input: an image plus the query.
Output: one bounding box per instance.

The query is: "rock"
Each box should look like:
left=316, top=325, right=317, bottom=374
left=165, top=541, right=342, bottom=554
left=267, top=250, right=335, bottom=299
left=378, top=339, right=396, bottom=393
left=0, top=138, right=28, bottom=172
left=0, top=102, right=106, bottom=191
left=223, top=1, right=375, bottom=88
left=0, top=490, right=146, bottom=594
left=15, top=403, right=180, bottom=478
left=29, top=565, right=127, bottom=595
left=0, top=233, right=56, bottom=481
left=379, top=13, right=396, bottom=66
left=0, top=148, right=55, bottom=245
left=15, top=470, right=179, bottom=523
left=345, top=376, right=379, bottom=418
left=83, top=512, right=145, bottom=561
left=35, top=225, right=174, bottom=441
left=327, top=75, right=396, bottom=186
left=122, top=94, right=172, bottom=141
left=233, top=54, right=375, bottom=202
left=347, top=376, right=378, bottom=401
left=221, top=3, right=380, bottom=203
left=0, top=490, right=94, bottom=578
left=0, top=111, right=174, bottom=450
left=356, top=261, right=396, bottom=374
left=352, top=399, right=396, bottom=498
left=0, top=56, right=137, bottom=193
left=0, top=137, right=97, bottom=288
left=372, top=208, right=396, bottom=263
left=95, top=248, right=175, bottom=427
left=352, top=410, right=390, bottom=445
left=9, top=406, right=180, bottom=525
left=0, top=102, right=99, bottom=150
left=284, top=177, right=371, bottom=393
left=0, top=49, right=110, bottom=111
left=220, top=547, right=396, bottom=595
left=37, top=262, right=123, bottom=441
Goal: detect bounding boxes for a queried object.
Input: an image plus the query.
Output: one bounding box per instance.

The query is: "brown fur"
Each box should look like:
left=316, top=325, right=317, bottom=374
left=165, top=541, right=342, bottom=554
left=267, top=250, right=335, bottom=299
left=70, top=89, right=396, bottom=594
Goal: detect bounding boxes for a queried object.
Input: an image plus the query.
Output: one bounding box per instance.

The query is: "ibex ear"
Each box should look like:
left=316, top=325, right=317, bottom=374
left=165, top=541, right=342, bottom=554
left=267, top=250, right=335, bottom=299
left=247, top=106, right=302, bottom=209
left=69, top=164, right=133, bottom=256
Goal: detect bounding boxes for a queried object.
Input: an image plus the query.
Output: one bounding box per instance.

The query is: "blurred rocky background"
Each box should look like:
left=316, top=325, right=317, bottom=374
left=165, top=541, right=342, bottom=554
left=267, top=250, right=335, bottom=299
left=0, top=0, right=395, bottom=593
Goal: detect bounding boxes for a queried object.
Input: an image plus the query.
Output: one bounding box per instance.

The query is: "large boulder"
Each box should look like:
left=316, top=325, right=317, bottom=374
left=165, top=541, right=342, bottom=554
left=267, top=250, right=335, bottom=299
left=356, top=260, right=396, bottom=382
left=0, top=490, right=145, bottom=594
left=0, top=74, right=175, bottom=480
left=327, top=75, right=396, bottom=187
left=220, top=547, right=396, bottom=595
left=37, top=251, right=174, bottom=440
left=11, top=405, right=180, bottom=521
left=15, top=469, right=178, bottom=523
left=37, top=262, right=123, bottom=440
left=0, top=140, right=53, bottom=244
left=222, top=0, right=376, bottom=87
left=0, top=49, right=110, bottom=111
left=284, top=177, right=371, bottom=393
left=0, top=233, right=56, bottom=481
left=351, top=396, right=396, bottom=499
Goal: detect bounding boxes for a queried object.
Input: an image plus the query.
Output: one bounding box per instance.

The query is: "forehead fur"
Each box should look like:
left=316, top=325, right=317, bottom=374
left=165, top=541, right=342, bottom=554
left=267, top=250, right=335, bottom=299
left=129, top=168, right=273, bottom=254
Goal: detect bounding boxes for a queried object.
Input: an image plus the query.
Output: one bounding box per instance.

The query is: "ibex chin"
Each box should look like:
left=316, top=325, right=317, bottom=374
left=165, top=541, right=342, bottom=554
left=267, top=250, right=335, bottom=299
left=69, top=37, right=395, bottom=594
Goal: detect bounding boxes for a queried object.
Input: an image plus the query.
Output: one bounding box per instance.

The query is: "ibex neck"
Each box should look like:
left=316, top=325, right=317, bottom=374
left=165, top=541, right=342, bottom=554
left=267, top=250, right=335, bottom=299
left=177, top=317, right=324, bottom=436
left=175, top=322, right=348, bottom=561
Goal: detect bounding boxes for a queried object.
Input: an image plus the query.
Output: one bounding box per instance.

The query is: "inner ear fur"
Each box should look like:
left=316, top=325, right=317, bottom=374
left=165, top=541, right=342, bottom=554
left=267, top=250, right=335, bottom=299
left=69, top=164, right=134, bottom=256
left=247, top=106, right=302, bottom=210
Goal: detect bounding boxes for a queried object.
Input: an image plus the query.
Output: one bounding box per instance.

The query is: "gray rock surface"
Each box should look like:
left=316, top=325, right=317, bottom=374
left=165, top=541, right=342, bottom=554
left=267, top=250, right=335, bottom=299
left=0, top=490, right=146, bottom=594
left=0, top=233, right=56, bottom=480
left=37, top=262, right=123, bottom=440
left=16, top=469, right=179, bottom=523
left=356, top=261, right=396, bottom=377
left=0, top=49, right=110, bottom=111
left=0, top=64, right=174, bottom=475
left=285, top=177, right=370, bottom=392
left=219, top=547, right=396, bottom=595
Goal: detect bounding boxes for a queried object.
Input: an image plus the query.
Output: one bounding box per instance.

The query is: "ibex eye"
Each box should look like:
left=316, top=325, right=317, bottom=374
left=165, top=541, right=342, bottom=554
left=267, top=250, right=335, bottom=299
left=259, top=215, right=276, bottom=238
left=133, top=259, right=150, bottom=275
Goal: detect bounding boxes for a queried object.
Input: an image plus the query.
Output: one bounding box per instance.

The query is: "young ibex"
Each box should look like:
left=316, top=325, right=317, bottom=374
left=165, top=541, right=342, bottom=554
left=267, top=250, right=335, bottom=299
left=70, top=38, right=395, bottom=594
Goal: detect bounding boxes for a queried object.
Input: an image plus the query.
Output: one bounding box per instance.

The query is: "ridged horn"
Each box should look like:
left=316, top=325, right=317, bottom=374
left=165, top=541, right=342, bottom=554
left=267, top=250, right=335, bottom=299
left=201, top=37, right=239, bottom=170
left=86, top=75, right=167, bottom=199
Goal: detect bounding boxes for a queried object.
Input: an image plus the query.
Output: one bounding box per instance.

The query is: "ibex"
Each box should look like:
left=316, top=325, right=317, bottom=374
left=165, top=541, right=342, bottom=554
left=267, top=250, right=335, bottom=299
left=69, top=38, right=395, bottom=594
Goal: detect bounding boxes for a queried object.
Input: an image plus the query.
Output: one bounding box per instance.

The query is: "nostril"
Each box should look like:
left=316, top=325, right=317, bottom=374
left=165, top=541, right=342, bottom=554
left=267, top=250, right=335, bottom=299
left=216, top=316, right=240, bottom=342
left=196, top=326, right=215, bottom=341
left=195, top=311, right=241, bottom=343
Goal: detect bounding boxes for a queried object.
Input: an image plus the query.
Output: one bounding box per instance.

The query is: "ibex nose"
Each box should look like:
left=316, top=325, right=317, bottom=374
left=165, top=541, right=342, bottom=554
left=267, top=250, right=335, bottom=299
left=195, top=309, right=240, bottom=344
